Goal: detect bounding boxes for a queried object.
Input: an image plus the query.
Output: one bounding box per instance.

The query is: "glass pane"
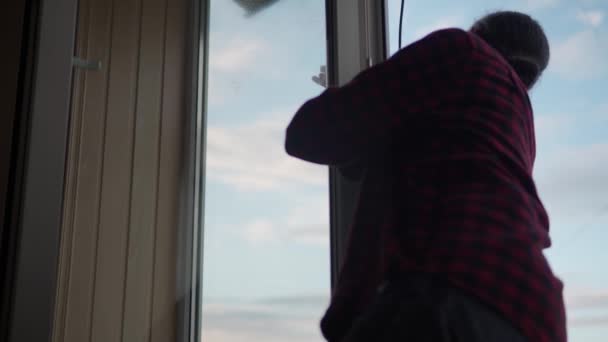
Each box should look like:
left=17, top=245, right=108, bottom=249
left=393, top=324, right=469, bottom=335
left=387, top=1, right=607, bottom=340
left=201, top=1, right=329, bottom=340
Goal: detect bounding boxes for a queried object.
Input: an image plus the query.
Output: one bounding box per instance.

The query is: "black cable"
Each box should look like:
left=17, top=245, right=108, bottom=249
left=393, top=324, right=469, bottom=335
left=398, top=0, right=405, bottom=48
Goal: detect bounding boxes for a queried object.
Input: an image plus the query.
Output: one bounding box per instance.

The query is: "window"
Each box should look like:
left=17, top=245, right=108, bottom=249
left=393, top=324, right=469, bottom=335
left=200, top=1, right=330, bottom=340
left=386, top=1, right=608, bottom=340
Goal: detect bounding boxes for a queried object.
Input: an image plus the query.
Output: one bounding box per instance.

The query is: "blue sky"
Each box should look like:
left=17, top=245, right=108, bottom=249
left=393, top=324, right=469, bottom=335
left=201, top=0, right=608, bottom=340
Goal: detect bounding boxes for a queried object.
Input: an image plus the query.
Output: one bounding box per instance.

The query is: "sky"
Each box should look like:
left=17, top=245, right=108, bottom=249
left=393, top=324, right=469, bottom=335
left=200, top=0, right=608, bottom=340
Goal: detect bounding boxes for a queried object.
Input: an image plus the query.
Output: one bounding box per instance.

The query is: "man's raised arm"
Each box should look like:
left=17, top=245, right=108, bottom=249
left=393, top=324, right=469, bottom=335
left=285, top=28, right=474, bottom=166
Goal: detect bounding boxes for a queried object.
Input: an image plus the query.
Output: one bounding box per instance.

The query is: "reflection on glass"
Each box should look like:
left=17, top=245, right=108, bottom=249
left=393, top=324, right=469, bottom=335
left=201, top=1, right=329, bottom=340
left=387, top=1, right=608, bottom=340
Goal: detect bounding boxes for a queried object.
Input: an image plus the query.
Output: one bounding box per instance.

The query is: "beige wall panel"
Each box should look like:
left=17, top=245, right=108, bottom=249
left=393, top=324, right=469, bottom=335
left=54, top=0, right=190, bottom=340
left=90, top=0, right=142, bottom=340
left=54, top=0, right=114, bottom=341
left=150, top=0, right=189, bottom=340
left=122, top=0, right=168, bottom=339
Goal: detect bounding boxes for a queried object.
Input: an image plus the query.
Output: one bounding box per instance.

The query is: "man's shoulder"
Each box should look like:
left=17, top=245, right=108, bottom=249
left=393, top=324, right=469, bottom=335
left=419, top=27, right=476, bottom=53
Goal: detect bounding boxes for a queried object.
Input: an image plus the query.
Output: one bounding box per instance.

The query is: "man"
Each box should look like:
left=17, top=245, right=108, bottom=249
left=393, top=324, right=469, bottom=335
left=285, top=10, right=566, bottom=342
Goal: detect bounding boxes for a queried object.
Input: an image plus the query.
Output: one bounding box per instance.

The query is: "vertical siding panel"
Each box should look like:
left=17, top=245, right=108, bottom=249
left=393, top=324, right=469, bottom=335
left=121, top=0, right=166, bottom=338
left=90, top=0, right=142, bottom=339
left=53, top=0, right=89, bottom=339
left=55, top=0, right=114, bottom=340
left=55, top=0, right=187, bottom=339
left=151, top=0, right=188, bottom=340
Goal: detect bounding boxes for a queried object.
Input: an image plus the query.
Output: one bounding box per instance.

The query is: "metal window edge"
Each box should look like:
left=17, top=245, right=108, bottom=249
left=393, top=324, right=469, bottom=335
left=327, top=0, right=389, bottom=289
left=176, top=0, right=210, bottom=341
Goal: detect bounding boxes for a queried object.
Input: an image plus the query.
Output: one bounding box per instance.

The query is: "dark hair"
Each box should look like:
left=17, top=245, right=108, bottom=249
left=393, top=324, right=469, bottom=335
left=470, top=11, right=550, bottom=90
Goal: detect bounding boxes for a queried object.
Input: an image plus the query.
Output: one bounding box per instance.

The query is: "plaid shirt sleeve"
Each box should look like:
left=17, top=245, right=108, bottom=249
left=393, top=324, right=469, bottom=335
left=285, top=28, right=475, bottom=166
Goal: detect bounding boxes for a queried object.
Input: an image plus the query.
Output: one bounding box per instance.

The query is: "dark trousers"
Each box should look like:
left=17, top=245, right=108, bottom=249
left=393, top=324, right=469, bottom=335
left=341, top=274, right=526, bottom=342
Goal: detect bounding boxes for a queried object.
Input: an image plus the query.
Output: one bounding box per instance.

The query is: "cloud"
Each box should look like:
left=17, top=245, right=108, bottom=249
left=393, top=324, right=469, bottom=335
left=206, top=111, right=327, bottom=192
left=206, top=35, right=272, bottom=106
left=563, top=285, right=608, bottom=327
left=259, top=294, right=329, bottom=308
left=533, top=107, right=608, bottom=225
left=201, top=296, right=327, bottom=342
left=550, top=30, right=608, bottom=80
left=412, top=16, right=467, bottom=41
left=569, top=316, right=608, bottom=326
left=576, top=10, right=604, bottom=27
left=243, top=219, right=280, bottom=245
left=535, top=113, right=575, bottom=144
left=210, top=37, right=270, bottom=73
left=565, top=288, right=608, bottom=310
left=285, top=224, right=328, bottom=245
left=535, top=142, right=608, bottom=221
left=284, top=200, right=330, bottom=245
left=521, top=0, right=560, bottom=10
left=239, top=195, right=329, bottom=246
left=205, top=109, right=330, bottom=246
left=240, top=220, right=328, bottom=247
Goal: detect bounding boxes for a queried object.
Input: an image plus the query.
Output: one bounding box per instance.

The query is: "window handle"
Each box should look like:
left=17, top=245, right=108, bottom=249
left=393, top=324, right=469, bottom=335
left=72, top=57, right=102, bottom=71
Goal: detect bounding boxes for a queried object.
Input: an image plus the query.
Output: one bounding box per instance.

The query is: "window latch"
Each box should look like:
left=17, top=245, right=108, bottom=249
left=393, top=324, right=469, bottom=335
left=72, top=57, right=102, bottom=71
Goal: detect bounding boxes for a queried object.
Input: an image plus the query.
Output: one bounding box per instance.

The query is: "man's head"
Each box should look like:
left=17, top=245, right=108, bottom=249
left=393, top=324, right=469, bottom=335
left=470, top=11, right=550, bottom=90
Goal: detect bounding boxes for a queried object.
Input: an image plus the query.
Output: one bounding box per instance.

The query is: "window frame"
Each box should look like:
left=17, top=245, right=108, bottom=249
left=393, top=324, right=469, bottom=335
left=8, top=0, right=78, bottom=341
left=186, top=0, right=209, bottom=341
left=326, top=0, right=389, bottom=287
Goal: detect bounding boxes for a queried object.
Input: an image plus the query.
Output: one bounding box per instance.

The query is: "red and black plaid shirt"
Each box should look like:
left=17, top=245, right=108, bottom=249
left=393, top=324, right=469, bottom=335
left=286, top=28, right=566, bottom=342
